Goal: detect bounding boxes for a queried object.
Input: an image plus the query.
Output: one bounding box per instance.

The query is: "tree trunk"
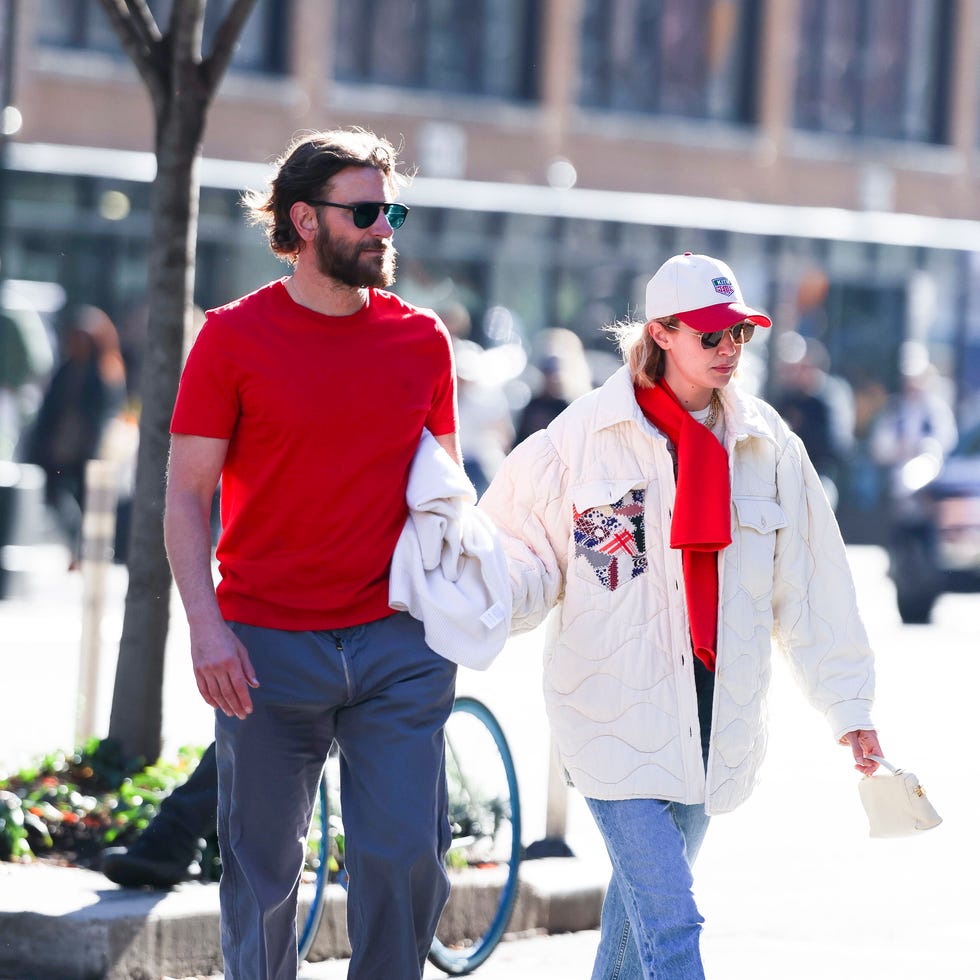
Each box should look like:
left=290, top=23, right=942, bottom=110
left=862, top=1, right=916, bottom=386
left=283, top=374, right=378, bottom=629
left=96, top=0, right=258, bottom=764
left=106, top=96, right=206, bottom=764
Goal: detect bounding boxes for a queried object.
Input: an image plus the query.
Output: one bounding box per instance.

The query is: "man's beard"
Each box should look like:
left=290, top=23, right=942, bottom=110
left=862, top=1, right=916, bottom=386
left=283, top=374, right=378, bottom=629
left=314, top=223, right=397, bottom=288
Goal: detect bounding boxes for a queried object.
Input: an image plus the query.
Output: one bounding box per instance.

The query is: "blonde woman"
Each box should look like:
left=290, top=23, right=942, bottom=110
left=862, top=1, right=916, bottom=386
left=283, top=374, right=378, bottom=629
left=480, top=253, right=883, bottom=979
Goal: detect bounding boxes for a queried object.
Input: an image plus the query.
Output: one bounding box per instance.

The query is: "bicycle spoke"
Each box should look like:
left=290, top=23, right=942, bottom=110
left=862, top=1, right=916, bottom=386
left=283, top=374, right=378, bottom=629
left=429, top=698, right=522, bottom=975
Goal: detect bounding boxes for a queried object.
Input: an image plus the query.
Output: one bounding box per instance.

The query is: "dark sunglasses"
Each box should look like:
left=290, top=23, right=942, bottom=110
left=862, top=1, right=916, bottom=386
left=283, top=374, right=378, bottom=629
left=667, top=321, right=755, bottom=349
left=304, top=200, right=410, bottom=230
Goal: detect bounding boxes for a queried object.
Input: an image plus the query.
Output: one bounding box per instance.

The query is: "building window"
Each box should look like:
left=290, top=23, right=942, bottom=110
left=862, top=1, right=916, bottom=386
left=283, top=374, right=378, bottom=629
left=333, top=0, right=540, bottom=102
left=794, top=0, right=953, bottom=143
left=37, top=0, right=121, bottom=55
left=577, top=0, right=761, bottom=123
left=36, top=0, right=289, bottom=75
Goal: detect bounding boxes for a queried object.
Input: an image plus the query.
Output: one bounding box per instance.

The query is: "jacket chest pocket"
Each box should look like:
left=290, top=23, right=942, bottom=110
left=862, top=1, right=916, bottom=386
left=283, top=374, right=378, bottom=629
left=570, top=479, right=648, bottom=592
left=733, top=496, right=787, bottom=599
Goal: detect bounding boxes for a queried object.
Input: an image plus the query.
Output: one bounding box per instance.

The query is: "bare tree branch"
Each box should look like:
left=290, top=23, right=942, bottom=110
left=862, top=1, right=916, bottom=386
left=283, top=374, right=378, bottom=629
left=202, top=0, right=260, bottom=94
left=165, top=0, right=208, bottom=107
left=96, top=0, right=166, bottom=107
left=119, top=0, right=163, bottom=51
left=166, top=0, right=206, bottom=64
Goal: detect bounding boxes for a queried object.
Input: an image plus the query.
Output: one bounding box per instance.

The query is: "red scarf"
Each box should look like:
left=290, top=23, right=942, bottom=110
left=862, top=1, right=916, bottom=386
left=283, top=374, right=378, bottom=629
left=634, top=380, right=731, bottom=671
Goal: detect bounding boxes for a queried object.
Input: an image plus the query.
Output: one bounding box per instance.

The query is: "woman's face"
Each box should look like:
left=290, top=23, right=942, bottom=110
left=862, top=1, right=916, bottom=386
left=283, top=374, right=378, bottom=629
left=648, top=319, right=741, bottom=408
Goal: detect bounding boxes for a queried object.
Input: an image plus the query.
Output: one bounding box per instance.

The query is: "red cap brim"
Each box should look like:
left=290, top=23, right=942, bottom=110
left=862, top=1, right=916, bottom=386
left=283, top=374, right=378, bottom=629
left=678, top=303, right=772, bottom=332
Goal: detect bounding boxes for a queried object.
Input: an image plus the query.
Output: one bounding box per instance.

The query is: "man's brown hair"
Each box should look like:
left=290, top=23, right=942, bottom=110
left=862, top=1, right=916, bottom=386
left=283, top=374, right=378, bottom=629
left=243, top=128, right=406, bottom=261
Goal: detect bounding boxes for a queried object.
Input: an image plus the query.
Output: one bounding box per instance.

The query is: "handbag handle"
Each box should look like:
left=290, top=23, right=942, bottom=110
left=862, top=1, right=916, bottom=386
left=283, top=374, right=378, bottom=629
left=866, top=754, right=900, bottom=774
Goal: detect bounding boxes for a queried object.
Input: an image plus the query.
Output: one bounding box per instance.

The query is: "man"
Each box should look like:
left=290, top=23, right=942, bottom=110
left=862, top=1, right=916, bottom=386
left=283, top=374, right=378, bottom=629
left=165, top=129, right=460, bottom=979
left=100, top=741, right=218, bottom=888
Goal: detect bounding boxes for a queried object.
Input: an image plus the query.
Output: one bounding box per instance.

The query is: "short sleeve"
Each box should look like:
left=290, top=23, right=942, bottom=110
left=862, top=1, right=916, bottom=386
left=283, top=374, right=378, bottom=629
left=170, top=316, right=240, bottom=438
left=424, top=315, right=458, bottom=437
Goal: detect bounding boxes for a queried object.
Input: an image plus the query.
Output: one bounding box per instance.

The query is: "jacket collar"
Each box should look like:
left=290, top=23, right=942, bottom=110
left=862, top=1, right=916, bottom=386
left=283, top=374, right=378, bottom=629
left=717, top=382, right=779, bottom=445
left=591, top=365, right=778, bottom=445
left=591, top=366, right=649, bottom=431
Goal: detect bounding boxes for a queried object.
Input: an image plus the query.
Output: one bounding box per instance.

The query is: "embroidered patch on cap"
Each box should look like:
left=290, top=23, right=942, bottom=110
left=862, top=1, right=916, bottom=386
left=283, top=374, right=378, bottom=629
left=712, top=277, right=735, bottom=297
left=573, top=489, right=647, bottom=591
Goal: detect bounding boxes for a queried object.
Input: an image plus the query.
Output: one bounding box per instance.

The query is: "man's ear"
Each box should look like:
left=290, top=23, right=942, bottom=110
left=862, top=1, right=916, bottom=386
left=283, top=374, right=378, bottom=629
left=289, top=201, right=319, bottom=244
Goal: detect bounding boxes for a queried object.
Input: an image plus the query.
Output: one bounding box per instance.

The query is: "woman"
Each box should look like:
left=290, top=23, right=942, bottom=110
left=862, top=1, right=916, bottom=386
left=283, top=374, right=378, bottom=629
left=27, top=306, right=127, bottom=567
left=479, top=253, right=882, bottom=979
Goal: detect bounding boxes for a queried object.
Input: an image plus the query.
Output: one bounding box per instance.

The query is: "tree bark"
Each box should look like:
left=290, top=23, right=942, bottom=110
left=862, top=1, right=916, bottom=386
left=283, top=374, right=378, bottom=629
left=106, top=99, right=206, bottom=764
left=100, top=0, right=257, bottom=763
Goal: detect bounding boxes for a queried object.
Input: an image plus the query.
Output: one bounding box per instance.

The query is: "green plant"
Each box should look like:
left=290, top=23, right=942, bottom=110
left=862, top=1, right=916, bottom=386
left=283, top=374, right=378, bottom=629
left=0, top=738, right=205, bottom=868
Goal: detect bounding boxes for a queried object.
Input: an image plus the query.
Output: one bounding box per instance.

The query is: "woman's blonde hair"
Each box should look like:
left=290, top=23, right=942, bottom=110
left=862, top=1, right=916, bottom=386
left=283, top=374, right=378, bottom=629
left=604, top=316, right=679, bottom=388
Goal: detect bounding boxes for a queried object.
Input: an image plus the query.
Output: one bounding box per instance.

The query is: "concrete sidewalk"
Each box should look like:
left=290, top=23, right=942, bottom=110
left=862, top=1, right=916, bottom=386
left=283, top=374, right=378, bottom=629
left=0, top=857, right=604, bottom=980
left=0, top=543, right=608, bottom=980
left=2, top=546, right=978, bottom=978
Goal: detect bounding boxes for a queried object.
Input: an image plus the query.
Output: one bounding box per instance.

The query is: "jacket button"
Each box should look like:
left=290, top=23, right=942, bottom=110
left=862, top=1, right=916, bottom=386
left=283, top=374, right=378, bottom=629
left=761, top=516, right=767, bottom=527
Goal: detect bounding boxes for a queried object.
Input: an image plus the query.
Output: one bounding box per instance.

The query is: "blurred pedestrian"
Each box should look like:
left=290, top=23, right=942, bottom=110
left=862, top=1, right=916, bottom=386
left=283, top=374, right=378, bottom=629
left=514, top=328, right=593, bottom=445
left=25, top=306, right=126, bottom=568
left=868, top=342, right=958, bottom=515
left=102, top=742, right=218, bottom=888
left=165, top=129, right=460, bottom=980
left=453, top=337, right=515, bottom=496
left=773, top=334, right=855, bottom=508
left=480, top=253, right=883, bottom=980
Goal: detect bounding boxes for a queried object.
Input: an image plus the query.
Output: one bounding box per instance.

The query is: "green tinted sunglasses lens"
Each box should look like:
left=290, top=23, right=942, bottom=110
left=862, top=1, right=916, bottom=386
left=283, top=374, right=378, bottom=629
left=350, top=203, right=410, bottom=229
left=383, top=204, right=409, bottom=229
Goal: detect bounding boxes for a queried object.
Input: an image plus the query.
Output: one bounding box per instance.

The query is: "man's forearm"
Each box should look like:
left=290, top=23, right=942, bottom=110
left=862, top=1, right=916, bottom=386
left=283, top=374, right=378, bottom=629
left=164, top=493, right=223, bottom=630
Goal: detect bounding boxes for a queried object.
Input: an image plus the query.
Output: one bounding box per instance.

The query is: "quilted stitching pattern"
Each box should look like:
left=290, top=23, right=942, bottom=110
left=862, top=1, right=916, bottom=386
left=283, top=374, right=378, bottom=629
left=479, top=370, right=875, bottom=816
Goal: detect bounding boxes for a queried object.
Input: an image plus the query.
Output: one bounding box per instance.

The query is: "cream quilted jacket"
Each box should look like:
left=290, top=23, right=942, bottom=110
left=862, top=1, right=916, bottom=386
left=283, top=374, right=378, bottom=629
left=479, top=366, right=875, bottom=814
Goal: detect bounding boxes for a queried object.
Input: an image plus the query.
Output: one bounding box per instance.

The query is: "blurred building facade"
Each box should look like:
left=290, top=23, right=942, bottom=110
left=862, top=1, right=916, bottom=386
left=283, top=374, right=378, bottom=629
left=2, top=0, right=979, bottom=433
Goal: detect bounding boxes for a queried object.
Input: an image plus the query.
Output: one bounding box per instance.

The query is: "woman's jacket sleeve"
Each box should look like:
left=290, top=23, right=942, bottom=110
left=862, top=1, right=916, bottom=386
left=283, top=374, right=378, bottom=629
left=478, top=430, right=569, bottom=633
left=771, top=433, right=876, bottom=740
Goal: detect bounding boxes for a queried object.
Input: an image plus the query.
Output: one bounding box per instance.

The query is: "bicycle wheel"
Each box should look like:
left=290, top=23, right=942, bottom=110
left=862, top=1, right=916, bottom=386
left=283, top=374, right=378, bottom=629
left=297, top=768, right=330, bottom=961
left=428, top=696, right=522, bottom=975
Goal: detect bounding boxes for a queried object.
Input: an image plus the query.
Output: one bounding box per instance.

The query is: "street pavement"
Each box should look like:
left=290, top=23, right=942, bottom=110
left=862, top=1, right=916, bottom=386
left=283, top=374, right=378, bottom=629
left=1, top=541, right=978, bottom=977
left=314, top=931, right=604, bottom=979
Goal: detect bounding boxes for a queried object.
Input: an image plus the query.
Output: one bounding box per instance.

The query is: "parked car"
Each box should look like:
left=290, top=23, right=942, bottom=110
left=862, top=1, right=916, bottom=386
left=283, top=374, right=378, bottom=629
left=887, top=422, right=980, bottom=623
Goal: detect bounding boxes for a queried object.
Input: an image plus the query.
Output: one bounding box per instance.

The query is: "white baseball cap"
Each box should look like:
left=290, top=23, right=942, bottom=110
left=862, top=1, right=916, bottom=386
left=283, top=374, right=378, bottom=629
left=644, top=252, right=772, bottom=332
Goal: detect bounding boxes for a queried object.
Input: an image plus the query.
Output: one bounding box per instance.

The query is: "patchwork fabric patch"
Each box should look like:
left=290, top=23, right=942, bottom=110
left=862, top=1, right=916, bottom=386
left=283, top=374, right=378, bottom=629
left=573, top=489, right=647, bottom=591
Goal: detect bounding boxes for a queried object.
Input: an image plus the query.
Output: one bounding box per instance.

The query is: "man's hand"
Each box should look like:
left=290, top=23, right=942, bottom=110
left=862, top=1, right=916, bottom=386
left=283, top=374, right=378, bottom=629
left=190, top=621, right=259, bottom=720
left=840, top=729, right=883, bottom=776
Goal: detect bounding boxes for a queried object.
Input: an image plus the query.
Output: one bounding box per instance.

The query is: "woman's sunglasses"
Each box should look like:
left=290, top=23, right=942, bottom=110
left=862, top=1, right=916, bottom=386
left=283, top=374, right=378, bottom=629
left=304, top=199, right=410, bottom=230
left=667, top=321, right=755, bottom=349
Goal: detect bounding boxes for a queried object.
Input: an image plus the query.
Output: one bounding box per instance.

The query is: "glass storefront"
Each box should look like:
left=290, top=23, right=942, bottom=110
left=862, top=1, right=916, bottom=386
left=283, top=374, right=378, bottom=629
left=2, top=156, right=975, bottom=542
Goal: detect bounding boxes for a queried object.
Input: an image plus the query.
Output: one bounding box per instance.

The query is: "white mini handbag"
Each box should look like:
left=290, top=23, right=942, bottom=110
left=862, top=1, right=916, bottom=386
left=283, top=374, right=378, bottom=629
left=858, top=755, right=942, bottom=838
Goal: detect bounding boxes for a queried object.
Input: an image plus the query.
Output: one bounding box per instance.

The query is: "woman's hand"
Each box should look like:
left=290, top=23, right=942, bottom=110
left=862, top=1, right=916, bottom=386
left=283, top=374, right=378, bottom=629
left=840, top=729, right=882, bottom=775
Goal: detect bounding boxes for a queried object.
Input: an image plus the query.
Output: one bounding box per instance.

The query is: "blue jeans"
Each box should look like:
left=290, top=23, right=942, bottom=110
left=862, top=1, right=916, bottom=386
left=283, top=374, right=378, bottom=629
left=586, top=797, right=711, bottom=980
left=216, top=613, right=457, bottom=980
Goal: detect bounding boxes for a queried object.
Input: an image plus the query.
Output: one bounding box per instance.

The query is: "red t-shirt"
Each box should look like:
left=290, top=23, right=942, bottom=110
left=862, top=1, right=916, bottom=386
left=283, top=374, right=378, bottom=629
left=170, top=279, right=458, bottom=630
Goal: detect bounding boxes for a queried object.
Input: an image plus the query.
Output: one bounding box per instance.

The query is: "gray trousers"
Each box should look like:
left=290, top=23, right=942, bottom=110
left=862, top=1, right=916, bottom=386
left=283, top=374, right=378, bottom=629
left=216, top=612, right=457, bottom=980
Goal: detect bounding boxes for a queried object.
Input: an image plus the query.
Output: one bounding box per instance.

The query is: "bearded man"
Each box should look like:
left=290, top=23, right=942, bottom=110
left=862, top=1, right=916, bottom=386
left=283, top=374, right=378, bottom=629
left=165, top=129, right=460, bottom=980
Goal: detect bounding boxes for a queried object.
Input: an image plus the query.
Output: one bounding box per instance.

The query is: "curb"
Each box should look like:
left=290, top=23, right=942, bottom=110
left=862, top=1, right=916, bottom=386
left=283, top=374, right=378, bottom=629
left=0, top=858, right=604, bottom=980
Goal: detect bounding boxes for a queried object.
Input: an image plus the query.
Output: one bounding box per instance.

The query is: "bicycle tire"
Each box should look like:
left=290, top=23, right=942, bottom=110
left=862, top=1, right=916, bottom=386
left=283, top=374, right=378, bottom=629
left=297, top=770, right=330, bottom=961
left=428, top=696, right=522, bottom=975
